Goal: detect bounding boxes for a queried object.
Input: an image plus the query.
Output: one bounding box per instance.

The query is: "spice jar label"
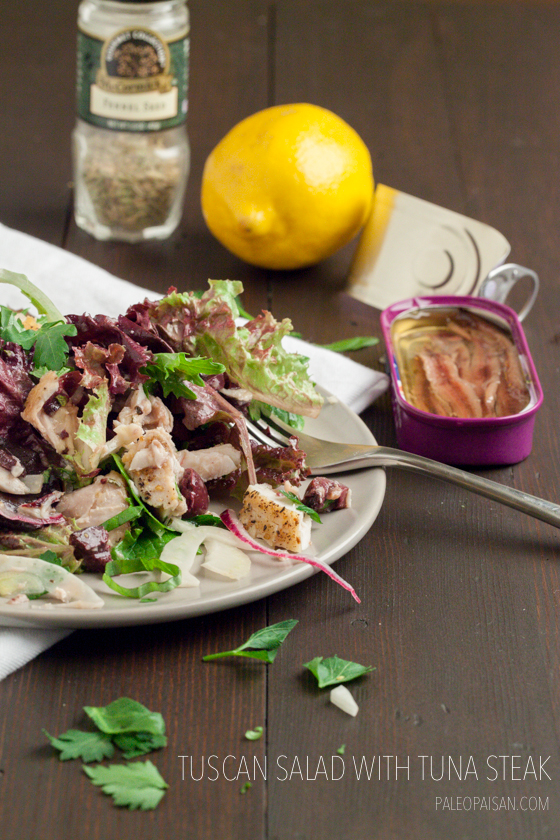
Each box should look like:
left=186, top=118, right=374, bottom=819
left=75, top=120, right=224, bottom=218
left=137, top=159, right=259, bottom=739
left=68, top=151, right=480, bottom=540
left=76, top=26, right=189, bottom=132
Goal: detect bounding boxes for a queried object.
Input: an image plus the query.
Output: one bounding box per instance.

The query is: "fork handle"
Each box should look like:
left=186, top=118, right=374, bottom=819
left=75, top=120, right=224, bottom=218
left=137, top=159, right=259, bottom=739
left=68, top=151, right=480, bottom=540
left=331, top=446, right=560, bottom=530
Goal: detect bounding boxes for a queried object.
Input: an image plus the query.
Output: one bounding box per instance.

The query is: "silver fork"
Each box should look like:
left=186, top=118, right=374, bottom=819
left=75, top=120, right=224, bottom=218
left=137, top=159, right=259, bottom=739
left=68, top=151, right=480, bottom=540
left=246, top=415, right=560, bottom=530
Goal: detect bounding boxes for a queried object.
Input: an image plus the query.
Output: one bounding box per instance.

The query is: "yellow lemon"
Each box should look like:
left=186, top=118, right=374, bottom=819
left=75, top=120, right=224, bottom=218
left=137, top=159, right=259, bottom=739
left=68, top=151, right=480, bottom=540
left=201, top=103, right=374, bottom=270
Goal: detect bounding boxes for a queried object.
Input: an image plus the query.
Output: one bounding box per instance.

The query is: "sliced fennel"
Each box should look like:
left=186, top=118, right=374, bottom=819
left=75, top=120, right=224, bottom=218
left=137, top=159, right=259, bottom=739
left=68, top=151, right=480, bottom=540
left=0, top=555, right=103, bottom=609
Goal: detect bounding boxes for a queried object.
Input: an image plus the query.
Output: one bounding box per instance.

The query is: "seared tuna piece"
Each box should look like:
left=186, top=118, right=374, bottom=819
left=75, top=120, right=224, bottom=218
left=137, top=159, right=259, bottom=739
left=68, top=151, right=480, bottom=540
left=239, top=483, right=311, bottom=552
left=21, top=370, right=79, bottom=459
left=114, top=384, right=173, bottom=433
left=177, top=443, right=241, bottom=482
left=122, top=428, right=186, bottom=518
left=56, top=471, right=129, bottom=543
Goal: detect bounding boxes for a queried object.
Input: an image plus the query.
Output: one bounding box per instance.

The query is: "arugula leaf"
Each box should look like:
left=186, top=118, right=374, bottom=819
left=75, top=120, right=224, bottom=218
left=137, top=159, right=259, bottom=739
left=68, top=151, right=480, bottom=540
left=248, top=400, right=305, bottom=432
left=234, top=296, right=254, bottom=321
left=320, top=336, right=379, bottom=353
left=83, top=760, right=168, bottom=811
left=268, top=405, right=305, bottom=431
left=44, top=728, right=114, bottom=763
left=279, top=489, right=322, bottom=524
left=188, top=513, right=226, bottom=528
left=202, top=619, right=298, bottom=663
left=244, top=726, right=263, bottom=741
left=304, top=655, right=375, bottom=689
left=0, top=306, right=38, bottom=349
left=102, top=505, right=143, bottom=531
left=0, top=268, right=65, bottom=322
left=112, top=454, right=173, bottom=535
left=84, top=698, right=166, bottom=737
left=109, top=526, right=178, bottom=567
left=0, top=299, right=76, bottom=372
left=104, top=535, right=182, bottom=598
left=142, top=353, right=225, bottom=399
left=113, top=731, right=167, bottom=759
left=38, top=549, right=63, bottom=567
left=32, top=364, right=72, bottom=380
left=33, top=321, right=78, bottom=370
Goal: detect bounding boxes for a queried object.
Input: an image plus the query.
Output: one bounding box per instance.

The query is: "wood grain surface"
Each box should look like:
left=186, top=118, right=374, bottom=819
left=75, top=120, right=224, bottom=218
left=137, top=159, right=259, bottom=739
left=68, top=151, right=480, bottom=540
left=1, top=2, right=560, bottom=839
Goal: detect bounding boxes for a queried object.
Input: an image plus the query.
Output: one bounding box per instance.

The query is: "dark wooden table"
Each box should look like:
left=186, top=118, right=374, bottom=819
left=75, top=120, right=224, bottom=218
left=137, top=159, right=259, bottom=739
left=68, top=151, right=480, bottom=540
left=2, top=1, right=560, bottom=838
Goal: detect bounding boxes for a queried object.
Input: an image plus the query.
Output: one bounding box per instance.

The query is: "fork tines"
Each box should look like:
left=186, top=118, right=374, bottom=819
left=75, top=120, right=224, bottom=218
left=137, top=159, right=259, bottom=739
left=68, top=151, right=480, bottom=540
left=245, top=415, right=293, bottom=449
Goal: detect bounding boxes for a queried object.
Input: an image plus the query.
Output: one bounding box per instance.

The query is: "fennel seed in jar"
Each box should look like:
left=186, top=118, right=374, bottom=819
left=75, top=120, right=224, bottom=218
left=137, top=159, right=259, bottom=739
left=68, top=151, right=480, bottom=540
left=82, top=134, right=182, bottom=234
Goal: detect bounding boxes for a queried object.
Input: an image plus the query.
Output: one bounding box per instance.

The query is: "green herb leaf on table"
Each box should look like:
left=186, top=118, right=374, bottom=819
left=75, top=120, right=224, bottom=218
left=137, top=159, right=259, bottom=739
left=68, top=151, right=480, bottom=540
left=279, top=489, right=322, bottom=524
left=240, top=781, right=252, bottom=795
left=337, top=744, right=346, bottom=755
left=244, top=726, right=263, bottom=741
left=202, top=619, right=298, bottom=663
left=84, top=697, right=166, bottom=737
left=113, top=731, right=168, bottom=759
left=43, top=728, right=115, bottom=763
left=304, top=655, right=375, bottom=689
left=83, top=760, right=168, bottom=811
left=320, top=336, right=379, bottom=353
left=142, top=353, right=225, bottom=399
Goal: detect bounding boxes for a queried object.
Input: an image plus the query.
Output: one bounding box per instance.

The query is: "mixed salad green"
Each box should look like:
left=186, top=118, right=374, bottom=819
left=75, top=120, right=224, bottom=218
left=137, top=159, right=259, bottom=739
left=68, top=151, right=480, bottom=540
left=0, top=270, right=356, bottom=608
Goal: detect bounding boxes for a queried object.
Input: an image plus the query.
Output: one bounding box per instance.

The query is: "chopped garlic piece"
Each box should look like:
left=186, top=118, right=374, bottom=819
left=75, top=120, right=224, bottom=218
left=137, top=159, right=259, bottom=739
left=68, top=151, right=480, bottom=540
left=330, top=685, right=359, bottom=717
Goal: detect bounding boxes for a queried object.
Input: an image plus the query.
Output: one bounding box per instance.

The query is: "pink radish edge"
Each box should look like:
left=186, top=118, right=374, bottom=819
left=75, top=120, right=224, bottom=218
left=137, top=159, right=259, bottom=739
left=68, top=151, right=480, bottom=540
left=220, top=509, right=361, bottom=603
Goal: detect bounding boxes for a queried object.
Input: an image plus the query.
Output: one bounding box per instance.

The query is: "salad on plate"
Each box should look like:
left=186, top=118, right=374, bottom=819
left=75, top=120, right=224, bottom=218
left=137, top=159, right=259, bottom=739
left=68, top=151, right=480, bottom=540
left=0, top=271, right=356, bottom=612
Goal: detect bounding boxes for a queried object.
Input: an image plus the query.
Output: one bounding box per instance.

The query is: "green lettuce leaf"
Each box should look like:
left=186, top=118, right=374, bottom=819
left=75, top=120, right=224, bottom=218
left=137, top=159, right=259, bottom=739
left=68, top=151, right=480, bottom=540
left=142, top=352, right=225, bottom=399
left=148, top=281, right=323, bottom=418
left=70, top=380, right=112, bottom=475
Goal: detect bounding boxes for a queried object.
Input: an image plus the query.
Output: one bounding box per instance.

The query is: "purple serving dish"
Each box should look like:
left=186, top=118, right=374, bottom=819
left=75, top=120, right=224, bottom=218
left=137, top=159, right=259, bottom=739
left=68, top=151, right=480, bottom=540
left=380, top=295, right=543, bottom=466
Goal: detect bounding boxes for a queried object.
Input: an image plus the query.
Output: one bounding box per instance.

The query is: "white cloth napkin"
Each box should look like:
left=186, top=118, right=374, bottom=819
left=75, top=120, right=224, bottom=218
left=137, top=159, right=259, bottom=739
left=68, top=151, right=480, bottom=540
left=0, top=223, right=389, bottom=679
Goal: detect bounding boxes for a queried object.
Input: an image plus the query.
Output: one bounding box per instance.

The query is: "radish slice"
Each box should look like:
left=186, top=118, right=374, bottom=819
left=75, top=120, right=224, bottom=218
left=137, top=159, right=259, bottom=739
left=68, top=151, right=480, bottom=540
left=330, top=685, right=359, bottom=717
left=220, top=509, right=360, bottom=603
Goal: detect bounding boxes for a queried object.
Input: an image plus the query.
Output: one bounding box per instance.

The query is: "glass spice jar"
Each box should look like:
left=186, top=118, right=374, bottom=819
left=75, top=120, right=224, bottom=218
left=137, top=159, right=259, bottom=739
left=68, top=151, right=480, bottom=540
left=72, top=0, right=190, bottom=242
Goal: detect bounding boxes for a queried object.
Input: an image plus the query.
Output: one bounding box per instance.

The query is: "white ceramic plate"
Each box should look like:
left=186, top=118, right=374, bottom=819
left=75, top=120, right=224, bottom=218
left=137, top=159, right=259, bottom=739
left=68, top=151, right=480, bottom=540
left=0, top=394, right=385, bottom=628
